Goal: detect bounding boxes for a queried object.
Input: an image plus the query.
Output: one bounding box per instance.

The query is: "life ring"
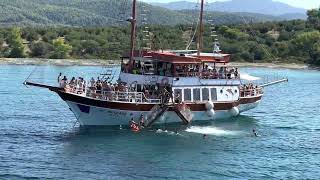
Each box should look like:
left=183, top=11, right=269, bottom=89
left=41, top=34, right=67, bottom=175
left=161, top=77, right=169, bottom=85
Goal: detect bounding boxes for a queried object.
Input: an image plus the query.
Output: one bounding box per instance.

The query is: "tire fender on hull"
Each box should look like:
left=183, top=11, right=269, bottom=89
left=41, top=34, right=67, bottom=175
left=230, top=107, right=240, bottom=117
left=205, top=101, right=215, bottom=118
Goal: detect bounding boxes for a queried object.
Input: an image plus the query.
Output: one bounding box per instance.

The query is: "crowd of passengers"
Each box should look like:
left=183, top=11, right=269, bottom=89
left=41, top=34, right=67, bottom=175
left=57, top=73, right=86, bottom=94
left=122, top=61, right=239, bottom=79
left=240, top=83, right=263, bottom=97
left=57, top=73, right=162, bottom=101
left=177, top=65, right=240, bottom=79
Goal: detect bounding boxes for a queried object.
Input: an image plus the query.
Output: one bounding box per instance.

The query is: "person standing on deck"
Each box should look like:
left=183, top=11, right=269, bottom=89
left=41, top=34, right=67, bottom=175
left=175, top=92, right=181, bottom=104
left=57, top=73, right=62, bottom=83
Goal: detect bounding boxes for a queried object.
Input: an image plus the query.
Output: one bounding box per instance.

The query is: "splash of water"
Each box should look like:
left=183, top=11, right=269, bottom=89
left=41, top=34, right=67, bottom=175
left=185, top=126, right=242, bottom=136
left=156, top=129, right=181, bottom=136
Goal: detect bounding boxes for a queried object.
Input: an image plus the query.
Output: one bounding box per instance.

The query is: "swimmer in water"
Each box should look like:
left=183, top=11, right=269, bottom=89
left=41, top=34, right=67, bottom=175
left=253, top=129, right=258, bottom=137
left=203, top=134, right=207, bottom=139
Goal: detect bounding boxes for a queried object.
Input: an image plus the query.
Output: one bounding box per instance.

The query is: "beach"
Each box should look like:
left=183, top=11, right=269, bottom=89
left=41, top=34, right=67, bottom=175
left=0, top=58, right=310, bottom=69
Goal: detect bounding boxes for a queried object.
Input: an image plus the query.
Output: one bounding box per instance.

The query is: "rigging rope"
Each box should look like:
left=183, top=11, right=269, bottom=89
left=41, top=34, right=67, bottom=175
left=239, top=15, right=279, bottom=62
left=24, top=66, right=39, bottom=83
left=186, top=18, right=200, bottom=50
left=186, top=1, right=201, bottom=50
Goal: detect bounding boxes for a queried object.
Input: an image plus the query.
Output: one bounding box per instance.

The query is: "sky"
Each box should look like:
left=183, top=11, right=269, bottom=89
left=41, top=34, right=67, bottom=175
left=142, top=0, right=320, bottom=9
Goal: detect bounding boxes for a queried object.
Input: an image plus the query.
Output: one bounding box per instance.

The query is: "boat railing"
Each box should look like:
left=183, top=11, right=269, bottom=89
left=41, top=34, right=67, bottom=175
left=99, top=91, right=161, bottom=104
left=66, top=85, right=161, bottom=103
left=176, top=71, right=240, bottom=80
left=100, top=91, right=144, bottom=103
left=65, top=85, right=86, bottom=95
left=240, top=87, right=264, bottom=97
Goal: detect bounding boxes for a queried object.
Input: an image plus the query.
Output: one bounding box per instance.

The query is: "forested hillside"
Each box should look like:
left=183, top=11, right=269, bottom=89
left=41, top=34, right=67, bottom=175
left=0, top=7, right=319, bottom=65
left=0, top=0, right=292, bottom=27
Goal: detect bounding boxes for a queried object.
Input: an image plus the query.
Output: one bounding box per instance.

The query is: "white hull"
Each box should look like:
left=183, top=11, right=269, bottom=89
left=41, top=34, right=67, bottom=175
left=66, top=100, right=260, bottom=126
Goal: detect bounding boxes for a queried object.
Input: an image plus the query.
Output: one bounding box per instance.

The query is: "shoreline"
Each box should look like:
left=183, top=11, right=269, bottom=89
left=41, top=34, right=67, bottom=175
left=0, top=58, right=118, bottom=66
left=230, top=62, right=309, bottom=70
left=0, top=58, right=310, bottom=70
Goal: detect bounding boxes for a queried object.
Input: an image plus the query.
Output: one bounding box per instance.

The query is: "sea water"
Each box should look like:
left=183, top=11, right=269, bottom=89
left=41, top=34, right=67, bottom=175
left=0, top=65, right=319, bottom=179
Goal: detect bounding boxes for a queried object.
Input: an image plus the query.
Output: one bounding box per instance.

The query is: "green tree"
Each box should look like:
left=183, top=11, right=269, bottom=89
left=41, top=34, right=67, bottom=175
left=51, top=37, right=72, bottom=59
left=253, top=45, right=269, bottom=61
left=273, top=42, right=289, bottom=58
left=221, top=27, right=249, bottom=40
left=307, top=8, right=320, bottom=30
left=292, top=31, right=320, bottom=64
left=7, top=28, right=26, bottom=58
left=30, top=41, right=52, bottom=57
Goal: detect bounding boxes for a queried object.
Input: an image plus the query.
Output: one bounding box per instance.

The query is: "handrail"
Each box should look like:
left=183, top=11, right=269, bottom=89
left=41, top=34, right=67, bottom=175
left=240, top=88, right=263, bottom=97
left=66, top=85, right=161, bottom=104
left=176, top=71, right=240, bottom=79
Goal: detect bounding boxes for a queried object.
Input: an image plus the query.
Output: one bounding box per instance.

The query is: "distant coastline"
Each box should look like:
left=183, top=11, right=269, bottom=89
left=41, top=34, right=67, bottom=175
left=0, top=58, right=310, bottom=70
left=0, top=58, right=117, bottom=66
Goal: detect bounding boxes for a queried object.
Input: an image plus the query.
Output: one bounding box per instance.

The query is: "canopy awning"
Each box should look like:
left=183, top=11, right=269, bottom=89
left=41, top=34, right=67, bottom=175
left=240, top=73, right=261, bottom=81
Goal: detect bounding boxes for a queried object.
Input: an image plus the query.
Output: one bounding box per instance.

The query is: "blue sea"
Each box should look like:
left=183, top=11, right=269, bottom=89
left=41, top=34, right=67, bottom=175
left=0, top=65, right=319, bottom=179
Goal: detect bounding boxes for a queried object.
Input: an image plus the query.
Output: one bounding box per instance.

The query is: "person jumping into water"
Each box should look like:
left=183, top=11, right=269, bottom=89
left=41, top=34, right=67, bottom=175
left=139, top=114, right=145, bottom=128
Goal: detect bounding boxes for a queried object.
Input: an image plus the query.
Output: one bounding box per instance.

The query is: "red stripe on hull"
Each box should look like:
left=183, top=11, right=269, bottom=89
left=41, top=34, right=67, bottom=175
left=57, top=91, right=262, bottom=112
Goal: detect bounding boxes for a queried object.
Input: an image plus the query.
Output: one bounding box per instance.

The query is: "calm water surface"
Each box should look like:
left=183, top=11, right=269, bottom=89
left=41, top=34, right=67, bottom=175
left=0, top=65, right=319, bottom=179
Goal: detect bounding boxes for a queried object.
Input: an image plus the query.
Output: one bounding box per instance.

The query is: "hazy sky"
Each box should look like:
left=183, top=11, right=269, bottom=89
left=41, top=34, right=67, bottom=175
left=142, top=0, right=320, bottom=9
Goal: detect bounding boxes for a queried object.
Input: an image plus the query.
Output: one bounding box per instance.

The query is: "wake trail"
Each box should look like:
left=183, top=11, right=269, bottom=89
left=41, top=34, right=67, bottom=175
left=185, top=126, right=243, bottom=136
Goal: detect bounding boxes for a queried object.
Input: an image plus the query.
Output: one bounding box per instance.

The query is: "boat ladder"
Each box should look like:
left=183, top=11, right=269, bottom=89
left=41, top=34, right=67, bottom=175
left=145, top=103, right=193, bottom=127
left=145, top=105, right=170, bottom=128
left=173, top=103, right=193, bottom=125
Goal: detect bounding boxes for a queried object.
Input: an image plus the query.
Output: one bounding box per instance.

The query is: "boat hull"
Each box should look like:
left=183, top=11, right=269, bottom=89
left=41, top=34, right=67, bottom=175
left=62, top=95, right=261, bottom=126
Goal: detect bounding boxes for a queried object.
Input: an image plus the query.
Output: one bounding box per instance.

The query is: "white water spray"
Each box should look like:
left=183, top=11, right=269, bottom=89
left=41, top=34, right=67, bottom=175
left=186, top=126, right=242, bottom=136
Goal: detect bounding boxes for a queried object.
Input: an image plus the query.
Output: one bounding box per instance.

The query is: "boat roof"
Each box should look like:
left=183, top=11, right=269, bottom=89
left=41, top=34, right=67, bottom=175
left=133, top=50, right=230, bottom=64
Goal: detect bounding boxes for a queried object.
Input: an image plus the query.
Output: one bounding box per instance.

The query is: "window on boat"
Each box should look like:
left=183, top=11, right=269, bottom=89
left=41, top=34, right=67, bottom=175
left=202, top=88, right=210, bottom=101
left=193, top=88, right=201, bottom=101
left=174, top=89, right=182, bottom=102
left=184, top=89, right=192, bottom=102
left=211, top=88, right=217, bottom=101
left=143, top=62, right=155, bottom=75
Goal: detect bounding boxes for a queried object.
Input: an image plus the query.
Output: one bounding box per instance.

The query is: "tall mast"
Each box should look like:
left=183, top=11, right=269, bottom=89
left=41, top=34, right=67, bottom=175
left=197, top=0, right=204, bottom=56
left=130, top=0, right=137, bottom=65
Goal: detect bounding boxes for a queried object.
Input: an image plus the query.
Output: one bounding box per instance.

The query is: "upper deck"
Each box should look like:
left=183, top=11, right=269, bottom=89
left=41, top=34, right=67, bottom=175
left=121, top=50, right=237, bottom=80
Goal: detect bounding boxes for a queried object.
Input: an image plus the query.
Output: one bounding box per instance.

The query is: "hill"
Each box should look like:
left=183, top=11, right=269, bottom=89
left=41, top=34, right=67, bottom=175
left=0, top=0, right=297, bottom=27
left=152, top=0, right=307, bottom=19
